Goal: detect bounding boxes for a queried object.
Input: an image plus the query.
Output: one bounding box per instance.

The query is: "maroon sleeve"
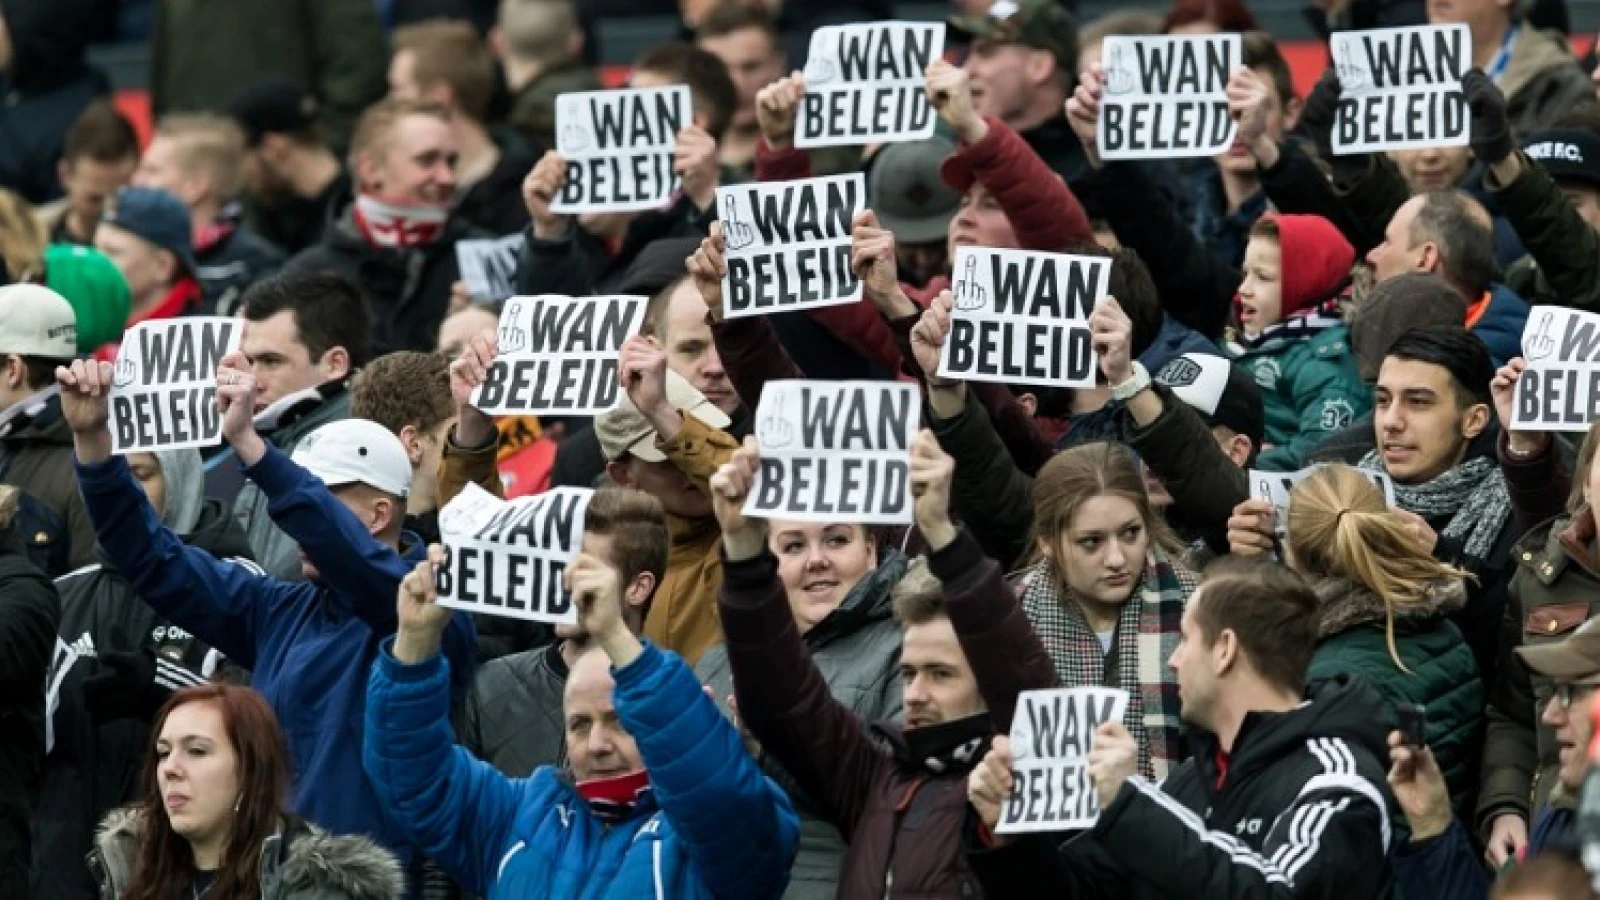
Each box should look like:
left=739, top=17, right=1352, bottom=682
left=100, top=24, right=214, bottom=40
left=719, top=550, right=891, bottom=840
left=709, top=313, right=804, bottom=410
left=926, top=528, right=1057, bottom=730
left=803, top=301, right=904, bottom=372
left=939, top=117, right=1094, bottom=252
left=753, top=139, right=813, bottom=183
left=1498, top=431, right=1572, bottom=538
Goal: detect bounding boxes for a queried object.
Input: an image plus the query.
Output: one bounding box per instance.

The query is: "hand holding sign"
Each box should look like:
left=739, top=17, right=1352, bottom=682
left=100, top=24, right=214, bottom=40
left=618, top=335, right=674, bottom=432
left=911, top=290, right=956, bottom=385
left=1101, top=45, right=1137, bottom=96
left=925, top=59, right=986, bottom=144
left=755, top=71, right=807, bottom=149
left=908, top=429, right=957, bottom=549
left=709, top=437, right=769, bottom=558
left=1086, top=721, right=1139, bottom=809
left=850, top=209, right=901, bottom=308
left=1462, top=68, right=1513, bottom=166
left=721, top=195, right=757, bottom=251
left=967, top=736, right=1015, bottom=834
left=394, top=545, right=453, bottom=664
left=1490, top=357, right=1550, bottom=457
left=675, top=125, right=720, bottom=211
left=214, top=351, right=260, bottom=450
left=1227, top=497, right=1278, bottom=556
left=55, top=359, right=115, bottom=441
left=1227, top=67, right=1276, bottom=160
left=522, top=151, right=570, bottom=239
left=687, top=226, right=730, bottom=318
left=567, top=551, right=627, bottom=646
left=952, top=254, right=986, bottom=311
left=449, top=328, right=500, bottom=446
left=1523, top=311, right=1556, bottom=361
left=1089, top=295, right=1134, bottom=387
left=1066, top=66, right=1106, bottom=168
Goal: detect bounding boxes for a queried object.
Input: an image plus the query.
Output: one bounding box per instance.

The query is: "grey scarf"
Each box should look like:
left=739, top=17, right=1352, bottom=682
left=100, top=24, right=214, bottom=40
left=1357, top=452, right=1510, bottom=563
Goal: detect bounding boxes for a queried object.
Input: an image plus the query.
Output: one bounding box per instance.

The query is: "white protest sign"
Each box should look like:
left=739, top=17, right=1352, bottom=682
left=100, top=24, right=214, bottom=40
left=470, top=295, right=648, bottom=416
left=998, top=687, right=1130, bottom=835
left=435, top=483, right=592, bottom=625
left=1248, top=465, right=1397, bottom=540
left=110, top=317, right=242, bottom=454
left=456, top=234, right=524, bottom=302
left=1097, top=34, right=1241, bottom=160
left=1512, top=307, right=1600, bottom=432
left=718, top=173, right=864, bottom=318
left=551, top=85, right=692, bottom=214
left=936, top=247, right=1107, bottom=388
left=1331, top=24, right=1469, bottom=154
left=745, top=380, right=918, bottom=524
left=796, top=22, right=944, bottom=149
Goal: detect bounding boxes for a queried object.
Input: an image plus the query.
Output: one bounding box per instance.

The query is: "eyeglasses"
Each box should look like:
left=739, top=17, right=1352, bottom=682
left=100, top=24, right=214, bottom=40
left=1553, top=683, right=1599, bottom=708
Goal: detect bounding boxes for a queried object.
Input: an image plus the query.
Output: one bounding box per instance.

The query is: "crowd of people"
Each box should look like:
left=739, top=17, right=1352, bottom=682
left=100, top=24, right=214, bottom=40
left=3, top=0, right=1600, bottom=897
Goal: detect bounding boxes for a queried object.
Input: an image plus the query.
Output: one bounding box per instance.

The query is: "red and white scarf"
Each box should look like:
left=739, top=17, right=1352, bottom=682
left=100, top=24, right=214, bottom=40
left=352, top=195, right=449, bottom=249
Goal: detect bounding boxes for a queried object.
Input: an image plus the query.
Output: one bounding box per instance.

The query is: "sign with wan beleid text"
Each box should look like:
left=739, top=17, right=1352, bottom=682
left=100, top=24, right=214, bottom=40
left=936, top=247, right=1107, bottom=388
left=435, top=483, right=592, bottom=625
left=110, top=317, right=242, bottom=453
left=552, top=85, right=692, bottom=214
left=796, top=22, right=944, bottom=149
left=1248, top=465, right=1397, bottom=541
left=745, top=380, right=919, bottom=524
left=1513, top=307, right=1600, bottom=432
left=1097, top=34, right=1241, bottom=160
left=456, top=234, right=524, bottom=302
left=998, top=687, right=1130, bottom=834
left=1332, top=24, right=1469, bottom=154
left=718, top=173, right=864, bottom=318
left=470, top=295, right=648, bottom=416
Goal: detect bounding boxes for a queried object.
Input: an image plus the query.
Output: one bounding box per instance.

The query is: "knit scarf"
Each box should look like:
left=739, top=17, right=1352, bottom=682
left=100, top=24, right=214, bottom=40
left=1015, top=550, right=1196, bottom=781
left=576, top=770, right=652, bottom=824
left=1357, top=451, right=1510, bottom=563
left=1227, top=295, right=1345, bottom=354
left=352, top=195, right=449, bottom=248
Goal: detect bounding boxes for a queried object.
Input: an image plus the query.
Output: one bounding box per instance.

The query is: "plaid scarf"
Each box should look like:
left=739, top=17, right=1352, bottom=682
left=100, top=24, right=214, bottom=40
left=1015, top=548, right=1196, bottom=781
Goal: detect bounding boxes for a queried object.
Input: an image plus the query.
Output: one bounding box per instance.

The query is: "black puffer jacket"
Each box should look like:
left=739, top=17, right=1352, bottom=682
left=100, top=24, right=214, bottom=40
left=461, top=640, right=569, bottom=778
left=970, top=676, right=1398, bottom=900
left=34, top=496, right=253, bottom=900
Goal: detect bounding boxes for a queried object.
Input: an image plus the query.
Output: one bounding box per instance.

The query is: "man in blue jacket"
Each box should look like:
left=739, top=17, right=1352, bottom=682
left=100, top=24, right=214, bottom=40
left=1388, top=616, right=1600, bottom=898
left=55, top=353, right=476, bottom=897
left=365, top=543, right=799, bottom=899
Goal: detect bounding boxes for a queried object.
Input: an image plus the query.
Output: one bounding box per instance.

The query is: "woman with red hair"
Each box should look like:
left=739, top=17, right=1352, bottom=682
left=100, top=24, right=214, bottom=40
left=90, top=684, right=403, bottom=900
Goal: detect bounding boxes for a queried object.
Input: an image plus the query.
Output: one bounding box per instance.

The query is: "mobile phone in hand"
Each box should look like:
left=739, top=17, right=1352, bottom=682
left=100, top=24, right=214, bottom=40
left=1397, top=703, right=1427, bottom=749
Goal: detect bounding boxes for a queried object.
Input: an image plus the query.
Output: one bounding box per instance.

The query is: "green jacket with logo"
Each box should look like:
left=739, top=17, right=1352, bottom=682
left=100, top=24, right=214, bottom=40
left=1232, top=325, right=1370, bottom=472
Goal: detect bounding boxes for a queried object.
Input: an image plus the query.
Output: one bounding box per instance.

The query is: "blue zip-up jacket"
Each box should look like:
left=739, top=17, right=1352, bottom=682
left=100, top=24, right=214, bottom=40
left=75, top=446, right=477, bottom=879
left=364, top=639, right=799, bottom=900
left=1393, top=804, right=1572, bottom=900
left=1472, top=283, right=1531, bottom=369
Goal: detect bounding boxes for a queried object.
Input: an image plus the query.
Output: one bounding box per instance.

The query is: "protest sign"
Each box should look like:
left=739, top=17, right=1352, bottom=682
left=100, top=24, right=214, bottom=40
left=456, top=234, right=524, bottom=302
left=745, top=380, right=918, bottom=524
left=1097, top=34, right=1241, bottom=160
left=998, top=687, right=1130, bottom=834
left=435, top=483, right=592, bottom=625
left=470, top=294, right=648, bottom=416
left=1512, top=307, right=1600, bottom=432
left=718, top=173, right=864, bottom=318
left=1248, top=465, right=1398, bottom=540
left=796, top=22, right=944, bottom=149
left=551, top=85, right=692, bottom=214
left=110, top=317, right=242, bottom=454
left=1331, top=24, right=1469, bottom=154
left=936, top=247, right=1107, bottom=388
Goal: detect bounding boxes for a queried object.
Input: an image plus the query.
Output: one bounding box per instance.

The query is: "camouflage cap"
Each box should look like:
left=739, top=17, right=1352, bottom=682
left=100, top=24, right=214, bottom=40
left=948, top=0, right=1078, bottom=74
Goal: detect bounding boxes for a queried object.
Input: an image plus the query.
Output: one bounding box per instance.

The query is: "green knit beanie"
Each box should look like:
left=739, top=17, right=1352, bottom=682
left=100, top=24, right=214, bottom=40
left=43, top=243, right=131, bottom=354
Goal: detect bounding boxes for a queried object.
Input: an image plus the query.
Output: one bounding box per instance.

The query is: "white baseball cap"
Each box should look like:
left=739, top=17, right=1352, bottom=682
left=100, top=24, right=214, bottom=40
left=291, top=419, right=412, bottom=499
left=0, top=284, right=78, bottom=359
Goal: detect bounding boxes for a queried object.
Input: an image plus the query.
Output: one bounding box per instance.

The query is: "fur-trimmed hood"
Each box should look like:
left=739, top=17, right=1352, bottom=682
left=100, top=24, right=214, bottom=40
left=1312, top=576, right=1468, bottom=639
left=92, top=806, right=404, bottom=900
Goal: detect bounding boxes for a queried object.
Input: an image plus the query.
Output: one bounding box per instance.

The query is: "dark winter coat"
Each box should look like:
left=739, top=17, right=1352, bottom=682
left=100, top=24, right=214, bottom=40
left=968, top=676, right=1398, bottom=900
left=460, top=640, right=568, bottom=779
left=697, top=550, right=907, bottom=900
left=720, top=528, right=1055, bottom=898
left=92, top=808, right=404, bottom=900
left=454, top=130, right=536, bottom=237
left=0, top=0, right=110, bottom=204
left=0, top=514, right=61, bottom=900
left=195, top=211, right=286, bottom=316
left=1307, top=577, right=1484, bottom=820
left=0, top=391, right=98, bottom=572
left=1494, top=149, right=1600, bottom=312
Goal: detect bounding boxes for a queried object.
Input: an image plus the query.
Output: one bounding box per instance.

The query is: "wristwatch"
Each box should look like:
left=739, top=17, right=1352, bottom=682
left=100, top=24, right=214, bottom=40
left=1108, top=362, right=1151, bottom=402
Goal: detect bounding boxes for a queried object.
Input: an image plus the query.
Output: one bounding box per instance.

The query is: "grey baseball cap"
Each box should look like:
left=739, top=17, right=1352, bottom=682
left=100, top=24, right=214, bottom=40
left=868, top=136, right=961, bottom=246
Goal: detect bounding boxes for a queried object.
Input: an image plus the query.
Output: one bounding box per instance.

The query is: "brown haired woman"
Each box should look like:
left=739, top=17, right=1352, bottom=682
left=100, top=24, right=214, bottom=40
left=1015, top=441, right=1197, bottom=781
left=91, top=684, right=402, bottom=900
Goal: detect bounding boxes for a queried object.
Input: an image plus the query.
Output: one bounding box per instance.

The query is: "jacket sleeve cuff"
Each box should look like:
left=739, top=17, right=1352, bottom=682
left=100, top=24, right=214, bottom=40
left=448, top=422, right=499, bottom=454
left=241, top=443, right=301, bottom=499
left=75, top=453, right=134, bottom=493
left=927, top=528, right=986, bottom=583
left=611, top=641, right=667, bottom=691
left=721, top=548, right=779, bottom=602
left=376, top=635, right=450, bottom=684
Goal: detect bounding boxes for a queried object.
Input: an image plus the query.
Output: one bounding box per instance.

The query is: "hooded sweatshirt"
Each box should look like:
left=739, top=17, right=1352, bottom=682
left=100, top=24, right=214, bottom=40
left=1230, top=213, right=1370, bottom=472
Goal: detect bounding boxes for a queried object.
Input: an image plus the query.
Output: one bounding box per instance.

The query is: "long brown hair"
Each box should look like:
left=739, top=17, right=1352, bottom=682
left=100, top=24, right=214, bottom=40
left=0, top=188, right=46, bottom=282
left=125, top=684, right=291, bottom=900
left=1028, top=442, right=1180, bottom=580
left=1286, top=465, right=1469, bottom=672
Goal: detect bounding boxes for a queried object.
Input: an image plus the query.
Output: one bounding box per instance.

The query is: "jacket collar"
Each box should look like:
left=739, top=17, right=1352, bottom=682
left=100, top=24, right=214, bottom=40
left=1311, top=575, right=1467, bottom=638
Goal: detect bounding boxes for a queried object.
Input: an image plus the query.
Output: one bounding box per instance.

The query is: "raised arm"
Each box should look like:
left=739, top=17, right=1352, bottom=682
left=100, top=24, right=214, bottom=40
left=690, top=225, right=807, bottom=410
left=438, top=329, right=508, bottom=507
left=1491, top=357, right=1571, bottom=535
left=751, top=72, right=813, bottom=184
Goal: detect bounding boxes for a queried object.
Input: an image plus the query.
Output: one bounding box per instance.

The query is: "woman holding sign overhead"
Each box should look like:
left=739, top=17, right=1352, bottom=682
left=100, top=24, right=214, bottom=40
left=1226, top=465, right=1484, bottom=821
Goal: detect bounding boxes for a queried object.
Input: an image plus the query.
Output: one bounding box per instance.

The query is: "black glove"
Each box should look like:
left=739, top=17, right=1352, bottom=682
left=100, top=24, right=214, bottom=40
left=82, top=649, right=198, bottom=722
left=1462, top=68, right=1514, bottom=165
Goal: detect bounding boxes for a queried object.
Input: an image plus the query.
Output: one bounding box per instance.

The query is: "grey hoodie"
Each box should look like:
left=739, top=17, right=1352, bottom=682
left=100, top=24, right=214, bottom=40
left=153, top=449, right=203, bottom=536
